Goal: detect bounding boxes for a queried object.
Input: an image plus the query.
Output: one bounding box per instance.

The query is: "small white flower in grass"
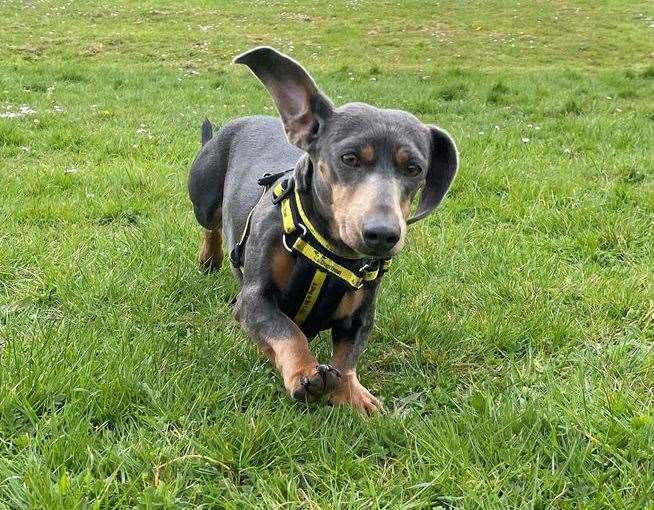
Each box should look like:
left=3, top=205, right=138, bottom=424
left=136, top=128, right=148, bottom=134
left=521, top=137, right=530, bottom=143
left=563, top=148, right=572, bottom=154
left=64, top=167, right=79, bottom=174
left=1, top=105, right=36, bottom=118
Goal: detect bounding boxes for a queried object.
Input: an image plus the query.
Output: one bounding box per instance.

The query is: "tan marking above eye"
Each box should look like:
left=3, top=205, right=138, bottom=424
left=360, top=145, right=375, bottom=163
left=395, top=148, right=411, bottom=166
left=319, top=160, right=335, bottom=183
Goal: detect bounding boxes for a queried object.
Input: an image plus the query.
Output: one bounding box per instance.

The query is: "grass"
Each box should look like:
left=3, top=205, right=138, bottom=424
left=0, top=0, right=653, bottom=507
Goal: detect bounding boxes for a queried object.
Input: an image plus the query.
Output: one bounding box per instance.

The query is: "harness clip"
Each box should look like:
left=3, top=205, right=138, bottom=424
left=272, top=178, right=295, bottom=205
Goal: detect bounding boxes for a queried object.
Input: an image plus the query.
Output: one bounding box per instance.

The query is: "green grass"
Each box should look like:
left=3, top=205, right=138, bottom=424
left=1, top=0, right=653, bottom=507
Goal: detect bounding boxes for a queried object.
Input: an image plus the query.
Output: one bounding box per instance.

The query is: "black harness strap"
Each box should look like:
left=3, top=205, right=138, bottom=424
left=229, top=169, right=293, bottom=269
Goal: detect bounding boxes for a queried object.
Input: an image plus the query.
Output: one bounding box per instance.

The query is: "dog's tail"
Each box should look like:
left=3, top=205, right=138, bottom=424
left=189, top=117, right=243, bottom=230
left=201, top=117, right=213, bottom=146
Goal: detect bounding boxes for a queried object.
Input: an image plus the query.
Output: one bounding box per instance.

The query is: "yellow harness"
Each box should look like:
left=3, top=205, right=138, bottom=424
left=231, top=172, right=391, bottom=337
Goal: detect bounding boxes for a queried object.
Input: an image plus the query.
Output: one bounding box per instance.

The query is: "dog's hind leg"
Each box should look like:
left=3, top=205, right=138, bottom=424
left=188, top=118, right=235, bottom=271
left=198, top=226, right=223, bottom=272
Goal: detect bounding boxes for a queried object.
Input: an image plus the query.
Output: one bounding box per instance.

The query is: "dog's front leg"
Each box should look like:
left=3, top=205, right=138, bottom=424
left=234, top=284, right=341, bottom=402
left=329, top=298, right=384, bottom=413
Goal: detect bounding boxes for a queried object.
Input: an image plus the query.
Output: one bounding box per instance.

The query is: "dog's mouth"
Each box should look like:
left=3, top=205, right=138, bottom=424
left=354, top=239, right=405, bottom=259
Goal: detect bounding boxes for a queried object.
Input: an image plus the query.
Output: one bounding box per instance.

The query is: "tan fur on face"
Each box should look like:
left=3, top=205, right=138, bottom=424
left=395, top=148, right=411, bottom=166
left=318, top=160, right=330, bottom=179
left=330, top=180, right=370, bottom=250
left=360, top=144, right=375, bottom=164
left=330, top=175, right=406, bottom=255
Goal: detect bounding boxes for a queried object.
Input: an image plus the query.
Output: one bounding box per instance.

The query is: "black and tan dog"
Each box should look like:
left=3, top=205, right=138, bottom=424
left=188, top=47, right=458, bottom=413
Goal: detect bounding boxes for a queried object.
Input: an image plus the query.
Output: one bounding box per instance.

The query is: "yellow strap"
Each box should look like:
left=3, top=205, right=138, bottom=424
left=275, top=184, right=390, bottom=287
left=293, top=238, right=363, bottom=288
left=280, top=198, right=295, bottom=234
left=362, top=268, right=379, bottom=281
left=293, top=191, right=348, bottom=256
left=293, top=270, right=326, bottom=323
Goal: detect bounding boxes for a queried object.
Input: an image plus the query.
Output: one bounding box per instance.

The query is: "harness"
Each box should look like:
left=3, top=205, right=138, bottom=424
left=230, top=170, right=391, bottom=338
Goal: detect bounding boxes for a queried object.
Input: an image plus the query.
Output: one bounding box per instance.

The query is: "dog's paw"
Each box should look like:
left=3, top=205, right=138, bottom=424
left=329, top=375, right=384, bottom=414
left=289, top=364, right=342, bottom=403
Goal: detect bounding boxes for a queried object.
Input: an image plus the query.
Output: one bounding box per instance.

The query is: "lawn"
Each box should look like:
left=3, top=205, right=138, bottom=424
left=1, top=0, right=653, bottom=507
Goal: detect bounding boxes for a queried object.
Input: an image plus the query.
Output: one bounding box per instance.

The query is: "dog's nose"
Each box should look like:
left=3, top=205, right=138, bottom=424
left=362, top=218, right=400, bottom=253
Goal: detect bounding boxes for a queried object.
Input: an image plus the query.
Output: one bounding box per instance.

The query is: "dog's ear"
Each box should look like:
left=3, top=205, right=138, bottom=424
left=234, top=46, right=334, bottom=151
left=408, top=126, right=458, bottom=224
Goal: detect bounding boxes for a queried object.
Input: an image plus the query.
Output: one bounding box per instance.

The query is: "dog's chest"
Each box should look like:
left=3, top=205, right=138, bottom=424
left=270, top=246, right=364, bottom=322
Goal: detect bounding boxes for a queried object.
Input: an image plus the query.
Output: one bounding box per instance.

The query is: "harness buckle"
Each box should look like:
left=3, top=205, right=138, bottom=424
left=257, top=168, right=293, bottom=188
left=282, top=223, right=306, bottom=253
left=272, top=178, right=294, bottom=205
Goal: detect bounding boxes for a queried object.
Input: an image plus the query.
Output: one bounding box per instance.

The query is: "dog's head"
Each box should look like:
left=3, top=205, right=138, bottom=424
left=235, top=47, right=458, bottom=259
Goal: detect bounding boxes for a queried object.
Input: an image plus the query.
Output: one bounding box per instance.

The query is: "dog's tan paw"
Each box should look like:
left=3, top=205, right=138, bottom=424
left=329, top=374, right=383, bottom=414
left=288, top=364, right=342, bottom=403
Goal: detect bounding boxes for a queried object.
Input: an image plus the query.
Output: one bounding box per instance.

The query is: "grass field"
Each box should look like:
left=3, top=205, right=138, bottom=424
left=1, top=0, right=653, bottom=507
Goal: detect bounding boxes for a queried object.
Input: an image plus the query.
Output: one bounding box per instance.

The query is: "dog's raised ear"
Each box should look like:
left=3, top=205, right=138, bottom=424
left=408, top=126, right=458, bottom=224
left=234, top=46, right=334, bottom=151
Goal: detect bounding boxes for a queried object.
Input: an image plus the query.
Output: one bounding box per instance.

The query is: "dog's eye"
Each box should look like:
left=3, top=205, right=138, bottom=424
left=405, top=163, right=422, bottom=177
left=341, top=153, right=360, bottom=167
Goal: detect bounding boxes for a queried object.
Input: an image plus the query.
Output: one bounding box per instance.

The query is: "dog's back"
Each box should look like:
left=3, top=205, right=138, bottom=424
left=188, top=115, right=302, bottom=253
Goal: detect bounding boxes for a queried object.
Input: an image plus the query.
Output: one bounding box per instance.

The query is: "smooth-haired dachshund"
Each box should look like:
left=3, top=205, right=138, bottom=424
left=188, top=47, right=458, bottom=413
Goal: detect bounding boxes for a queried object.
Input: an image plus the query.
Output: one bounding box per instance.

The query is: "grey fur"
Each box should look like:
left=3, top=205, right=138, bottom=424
left=187, top=47, right=458, bottom=408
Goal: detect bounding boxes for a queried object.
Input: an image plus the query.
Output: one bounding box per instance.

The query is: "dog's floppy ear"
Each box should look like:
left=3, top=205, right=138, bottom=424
left=234, top=46, right=334, bottom=151
left=408, top=126, right=458, bottom=224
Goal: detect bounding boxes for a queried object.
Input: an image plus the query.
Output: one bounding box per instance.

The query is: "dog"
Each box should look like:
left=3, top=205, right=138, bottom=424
left=188, top=47, right=458, bottom=413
